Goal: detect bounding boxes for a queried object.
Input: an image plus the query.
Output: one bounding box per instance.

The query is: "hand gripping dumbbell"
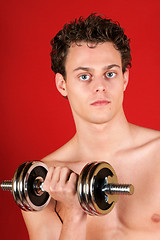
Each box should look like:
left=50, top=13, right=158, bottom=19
left=1, top=161, right=134, bottom=215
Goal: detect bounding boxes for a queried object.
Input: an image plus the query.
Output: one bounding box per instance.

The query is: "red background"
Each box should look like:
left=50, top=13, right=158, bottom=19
left=0, top=0, right=160, bottom=239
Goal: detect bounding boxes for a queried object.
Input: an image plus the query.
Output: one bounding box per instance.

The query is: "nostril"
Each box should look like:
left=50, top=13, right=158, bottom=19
left=96, top=88, right=105, bottom=92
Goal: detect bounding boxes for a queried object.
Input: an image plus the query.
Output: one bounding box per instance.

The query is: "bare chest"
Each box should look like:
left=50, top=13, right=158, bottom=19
left=85, top=201, right=160, bottom=240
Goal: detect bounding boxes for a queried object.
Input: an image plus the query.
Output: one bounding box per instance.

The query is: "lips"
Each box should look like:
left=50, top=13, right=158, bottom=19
left=90, top=100, right=111, bottom=106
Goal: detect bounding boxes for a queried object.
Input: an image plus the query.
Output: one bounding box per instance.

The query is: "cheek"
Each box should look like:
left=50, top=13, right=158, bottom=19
left=67, top=83, right=88, bottom=99
left=110, top=82, right=123, bottom=95
left=67, top=87, right=83, bottom=109
left=110, top=83, right=124, bottom=105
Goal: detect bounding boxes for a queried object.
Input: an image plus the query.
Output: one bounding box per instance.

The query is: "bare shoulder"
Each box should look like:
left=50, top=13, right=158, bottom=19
left=130, top=123, right=160, bottom=149
left=41, top=137, right=78, bottom=168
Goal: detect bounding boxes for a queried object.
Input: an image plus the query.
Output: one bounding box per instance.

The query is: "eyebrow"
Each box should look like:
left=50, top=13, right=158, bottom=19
left=103, top=64, right=120, bottom=70
left=73, top=64, right=120, bottom=72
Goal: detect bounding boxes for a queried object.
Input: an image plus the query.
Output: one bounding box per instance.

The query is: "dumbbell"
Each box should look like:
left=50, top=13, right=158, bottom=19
left=1, top=161, right=134, bottom=215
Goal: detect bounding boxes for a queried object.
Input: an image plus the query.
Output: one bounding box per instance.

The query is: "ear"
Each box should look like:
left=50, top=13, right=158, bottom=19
left=123, top=69, right=129, bottom=91
left=55, top=73, right=67, bottom=97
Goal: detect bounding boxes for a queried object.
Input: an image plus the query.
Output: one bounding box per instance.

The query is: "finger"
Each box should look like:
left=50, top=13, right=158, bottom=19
left=68, top=172, right=78, bottom=184
left=61, top=172, right=78, bottom=197
left=43, top=167, right=54, bottom=192
left=59, top=167, right=71, bottom=185
left=50, top=167, right=61, bottom=191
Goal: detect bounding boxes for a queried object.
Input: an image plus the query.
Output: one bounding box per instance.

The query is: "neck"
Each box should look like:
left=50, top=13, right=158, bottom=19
left=73, top=112, right=133, bottom=161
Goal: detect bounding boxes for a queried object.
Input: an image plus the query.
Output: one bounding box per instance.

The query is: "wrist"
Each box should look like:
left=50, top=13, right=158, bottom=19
left=64, top=207, right=87, bottom=223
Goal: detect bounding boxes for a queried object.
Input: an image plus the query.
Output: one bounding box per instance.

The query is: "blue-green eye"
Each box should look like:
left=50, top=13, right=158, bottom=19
left=79, top=74, right=91, bottom=81
left=106, top=72, right=116, bottom=78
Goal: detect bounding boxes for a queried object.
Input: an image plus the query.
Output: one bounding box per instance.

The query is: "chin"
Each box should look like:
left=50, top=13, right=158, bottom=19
left=89, top=117, right=113, bottom=125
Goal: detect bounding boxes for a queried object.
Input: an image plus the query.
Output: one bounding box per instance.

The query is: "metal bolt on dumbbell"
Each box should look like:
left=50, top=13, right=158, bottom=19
left=1, top=161, right=134, bottom=215
left=1, top=181, right=13, bottom=191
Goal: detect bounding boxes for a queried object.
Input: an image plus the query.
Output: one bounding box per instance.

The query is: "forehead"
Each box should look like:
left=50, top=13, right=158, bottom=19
left=65, top=42, right=122, bottom=71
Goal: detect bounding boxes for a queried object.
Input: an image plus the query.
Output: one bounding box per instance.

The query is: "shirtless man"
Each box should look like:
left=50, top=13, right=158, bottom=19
left=22, top=14, right=160, bottom=239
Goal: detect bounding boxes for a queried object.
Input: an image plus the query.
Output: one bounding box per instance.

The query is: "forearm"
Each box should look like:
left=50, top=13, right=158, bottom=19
left=59, top=210, right=87, bottom=240
left=43, top=166, right=87, bottom=239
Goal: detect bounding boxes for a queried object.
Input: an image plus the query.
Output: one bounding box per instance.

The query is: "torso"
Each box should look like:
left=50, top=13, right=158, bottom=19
left=42, top=124, right=160, bottom=239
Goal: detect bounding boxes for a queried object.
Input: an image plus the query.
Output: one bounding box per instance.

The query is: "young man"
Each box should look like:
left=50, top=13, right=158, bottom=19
left=22, top=14, right=160, bottom=239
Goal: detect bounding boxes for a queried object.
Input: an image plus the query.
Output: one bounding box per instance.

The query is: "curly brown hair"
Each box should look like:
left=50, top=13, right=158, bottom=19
left=50, top=13, right=131, bottom=78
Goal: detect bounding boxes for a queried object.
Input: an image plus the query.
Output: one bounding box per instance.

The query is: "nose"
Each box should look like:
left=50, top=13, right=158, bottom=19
left=93, top=77, right=106, bottom=93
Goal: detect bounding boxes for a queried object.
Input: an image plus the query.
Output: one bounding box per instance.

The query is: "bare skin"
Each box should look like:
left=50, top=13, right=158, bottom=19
left=22, top=42, right=160, bottom=239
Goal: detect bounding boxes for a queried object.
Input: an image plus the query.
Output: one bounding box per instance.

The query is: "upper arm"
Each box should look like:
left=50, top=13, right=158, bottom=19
left=22, top=199, right=62, bottom=240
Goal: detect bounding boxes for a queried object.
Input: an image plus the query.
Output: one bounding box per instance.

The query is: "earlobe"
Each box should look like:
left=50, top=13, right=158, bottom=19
left=123, top=69, right=129, bottom=91
left=55, top=73, right=67, bottom=97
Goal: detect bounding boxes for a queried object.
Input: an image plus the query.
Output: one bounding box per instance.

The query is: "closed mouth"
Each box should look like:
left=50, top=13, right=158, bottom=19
left=90, top=100, right=111, bottom=106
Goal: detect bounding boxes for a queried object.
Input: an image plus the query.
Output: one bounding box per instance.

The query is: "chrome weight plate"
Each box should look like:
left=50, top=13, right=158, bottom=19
left=89, top=162, right=118, bottom=215
left=19, top=161, right=51, bottom=211
left=77, top=162, right=96, bottom=215
left=12, top=162, right=29, bottom=210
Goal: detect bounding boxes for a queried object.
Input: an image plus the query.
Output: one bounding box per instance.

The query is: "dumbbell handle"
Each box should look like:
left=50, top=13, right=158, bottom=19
left=35, top=179, right=134, bottom=196
left=1, top=179, right=134, bottom=196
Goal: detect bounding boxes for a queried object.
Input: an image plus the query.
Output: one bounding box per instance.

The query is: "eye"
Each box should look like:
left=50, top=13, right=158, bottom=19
left=105, top=72, right=116, bottom=79
left=79, top=74, right=91, bottom=81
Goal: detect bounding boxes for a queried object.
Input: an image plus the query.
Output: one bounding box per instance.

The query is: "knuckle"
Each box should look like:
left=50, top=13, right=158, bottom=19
left=70, top=172, right=77, bottom=178
left=61, top=167, right=70, bottom=174
left=49, top=185, right=56, bottom=193
left=70, top=172, right=78, bottom=182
